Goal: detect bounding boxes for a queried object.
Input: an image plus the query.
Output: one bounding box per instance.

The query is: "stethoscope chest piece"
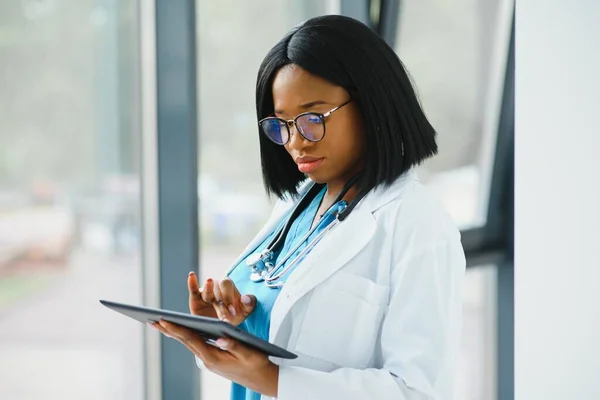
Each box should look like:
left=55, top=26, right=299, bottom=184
left=250, top=271, right=265, bottom=283
left=246, top=250, right=274, bottom=282
left=245, top=251, right=264, bottom=267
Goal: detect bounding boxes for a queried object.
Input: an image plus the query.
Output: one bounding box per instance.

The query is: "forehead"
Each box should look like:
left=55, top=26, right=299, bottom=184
left=271, top=64, right=342, bottom=108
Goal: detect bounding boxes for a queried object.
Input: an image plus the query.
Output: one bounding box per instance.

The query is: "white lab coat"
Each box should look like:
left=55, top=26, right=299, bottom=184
left=197, top=169, right=466, bottom=400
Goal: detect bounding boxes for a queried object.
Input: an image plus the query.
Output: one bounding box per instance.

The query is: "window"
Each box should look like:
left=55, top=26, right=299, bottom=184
left=0, top=1, right=144, bottom=398
left=395, top=0, right=514, bottom=229
left=394, top=2, right=515, bottom=399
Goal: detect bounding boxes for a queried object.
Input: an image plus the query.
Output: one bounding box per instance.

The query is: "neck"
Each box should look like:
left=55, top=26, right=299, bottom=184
left=321, top=163, right=364, bottom=210
left=324, top=177, right=360, bottom=205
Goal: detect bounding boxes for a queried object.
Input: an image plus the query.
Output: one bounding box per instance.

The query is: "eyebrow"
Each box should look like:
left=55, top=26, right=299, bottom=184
left=274, top=100, right=329, bottom=115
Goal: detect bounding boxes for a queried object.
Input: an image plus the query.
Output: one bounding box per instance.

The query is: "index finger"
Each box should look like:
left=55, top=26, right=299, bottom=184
left=188, top=271, right=200, bottom=292
left=188, top=271, right=206, bottom=302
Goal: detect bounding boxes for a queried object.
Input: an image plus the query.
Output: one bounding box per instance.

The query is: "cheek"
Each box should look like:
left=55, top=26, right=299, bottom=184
left=349, top=117, right=367, bottom=159
left=350, top=113, right=366, bottom=147
left=347, top=131, right=366, bottom=161
left=323, top=130, right=364, bottom=174
left=335, top=120, right=365, bottom=159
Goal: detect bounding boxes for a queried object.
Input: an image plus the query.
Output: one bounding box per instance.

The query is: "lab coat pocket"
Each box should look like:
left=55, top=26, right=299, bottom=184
left=293, top=272, right=390, bottom=369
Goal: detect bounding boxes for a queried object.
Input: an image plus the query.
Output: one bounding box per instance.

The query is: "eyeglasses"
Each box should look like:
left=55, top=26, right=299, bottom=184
left=258, top=99, right=352, bottom=145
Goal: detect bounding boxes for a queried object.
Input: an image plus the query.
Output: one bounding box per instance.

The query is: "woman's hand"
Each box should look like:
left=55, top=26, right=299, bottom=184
left=188, top=271, right=218, bottom=318
left=198, top=274, right=257, bottom=326
left=149, top=273, right=270, bottom=392
left=149, top=320, right=279, bottom=397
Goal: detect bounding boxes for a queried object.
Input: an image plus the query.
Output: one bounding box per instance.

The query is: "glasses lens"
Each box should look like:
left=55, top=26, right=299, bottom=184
left=260, top=118, right=288, bottom=144
left=297, top=113, right=325, bottom=141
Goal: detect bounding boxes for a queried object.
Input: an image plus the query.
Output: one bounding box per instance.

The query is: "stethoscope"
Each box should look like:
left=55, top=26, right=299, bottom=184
left=245, top=174, right=368, bottom=289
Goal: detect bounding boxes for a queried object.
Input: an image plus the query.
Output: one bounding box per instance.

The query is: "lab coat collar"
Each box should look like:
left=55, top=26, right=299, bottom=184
left=361, top=168, right=418, bottom=212
left=297, top=167, right=418, bottom=213
left=226, top=169, right=418, bottom=275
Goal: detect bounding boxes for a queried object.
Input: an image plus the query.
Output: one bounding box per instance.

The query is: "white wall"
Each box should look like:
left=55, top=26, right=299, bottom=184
left=516, top=1, right=600, bottom=399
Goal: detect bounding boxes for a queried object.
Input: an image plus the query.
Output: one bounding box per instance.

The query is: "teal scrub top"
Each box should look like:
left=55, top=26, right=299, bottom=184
left=227, top=185, right=339, bottom=400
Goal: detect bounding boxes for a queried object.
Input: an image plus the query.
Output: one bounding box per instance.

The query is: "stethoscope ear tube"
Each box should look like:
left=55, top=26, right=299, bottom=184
left=337, top=189, right=368, bottom=221
left=263, top=217, right=341, bottom=288
left=268, top=182, right=326, bottom=255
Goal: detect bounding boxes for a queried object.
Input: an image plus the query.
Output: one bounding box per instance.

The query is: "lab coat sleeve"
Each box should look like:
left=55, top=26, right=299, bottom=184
left=195, top=355, right=207, bottom=370
left=276, top=233, right=466, bottom=400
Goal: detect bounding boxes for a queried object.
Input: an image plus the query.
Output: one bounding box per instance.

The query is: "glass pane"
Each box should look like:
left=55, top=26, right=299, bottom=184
left=456, top=266, right=497, bottom=400
left=395, top=0, right=513, bottom=229
left=0, top=1, right=144, bottom=399
left=195, top=1, right=338, bottom=398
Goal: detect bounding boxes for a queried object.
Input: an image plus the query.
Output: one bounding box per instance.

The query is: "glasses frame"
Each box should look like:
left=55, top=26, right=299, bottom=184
left=258, top=99, right=352, bottom=145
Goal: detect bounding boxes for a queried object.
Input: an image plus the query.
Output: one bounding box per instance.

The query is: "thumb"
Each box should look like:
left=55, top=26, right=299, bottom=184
left=215, top=338, right=253, bottom=359
left=240, top=294, right=257, bottom=315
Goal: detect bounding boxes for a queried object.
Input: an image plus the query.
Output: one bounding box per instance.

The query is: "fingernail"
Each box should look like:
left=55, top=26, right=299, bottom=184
left=146, top=322, right=154, bottom=328
left=241, top=295, right=251, bottom=305
left=222, top=317, right=230, bottom=323
left=189, top=271, right=195, bottom=276
left=215, top=338, right=229, bottom=349
left=228, top=305, right=237, bottom=316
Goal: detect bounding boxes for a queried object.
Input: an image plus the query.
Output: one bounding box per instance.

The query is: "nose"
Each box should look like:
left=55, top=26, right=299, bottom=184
left=286, top=122, right=310, bottom=150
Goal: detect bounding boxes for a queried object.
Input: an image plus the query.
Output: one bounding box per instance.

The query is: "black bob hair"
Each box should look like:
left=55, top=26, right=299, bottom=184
left=256, top=15, right=437, bottom=199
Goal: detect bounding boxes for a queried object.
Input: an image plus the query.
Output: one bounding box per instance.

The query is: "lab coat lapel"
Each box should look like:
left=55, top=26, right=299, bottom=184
left=270, top=205, right=376, bottom=339
left=269, top=170, right=418, bottom=341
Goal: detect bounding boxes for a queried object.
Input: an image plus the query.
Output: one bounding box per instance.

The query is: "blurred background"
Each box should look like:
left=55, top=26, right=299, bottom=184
left=0, top=0, right=514, bottom=399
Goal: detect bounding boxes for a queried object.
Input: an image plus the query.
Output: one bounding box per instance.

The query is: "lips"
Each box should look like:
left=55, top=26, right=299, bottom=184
left=295, top=156, right=324, bottom=174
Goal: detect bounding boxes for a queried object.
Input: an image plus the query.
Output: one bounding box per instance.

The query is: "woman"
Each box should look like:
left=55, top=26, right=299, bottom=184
left=151, top=15, right=465, bottom=400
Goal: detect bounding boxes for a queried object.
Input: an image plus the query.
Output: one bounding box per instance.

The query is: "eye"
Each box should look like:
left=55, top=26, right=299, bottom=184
left=265, top=119, right=283, bottom=128
left=305, top=114, right=323, bottom=124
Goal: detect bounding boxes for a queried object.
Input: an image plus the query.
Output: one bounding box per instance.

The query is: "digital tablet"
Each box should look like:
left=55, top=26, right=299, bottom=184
left=100, top=299, right=297, bottom=359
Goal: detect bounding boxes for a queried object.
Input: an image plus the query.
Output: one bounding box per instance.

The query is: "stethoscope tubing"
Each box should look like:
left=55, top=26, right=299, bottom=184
left=262, top=218, right=341, bottom=288
left=227, top=174, right=368, bottom=288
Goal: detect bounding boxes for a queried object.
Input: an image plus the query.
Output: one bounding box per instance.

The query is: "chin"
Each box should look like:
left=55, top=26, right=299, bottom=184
left=304, top=172, right=328, bottom=184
